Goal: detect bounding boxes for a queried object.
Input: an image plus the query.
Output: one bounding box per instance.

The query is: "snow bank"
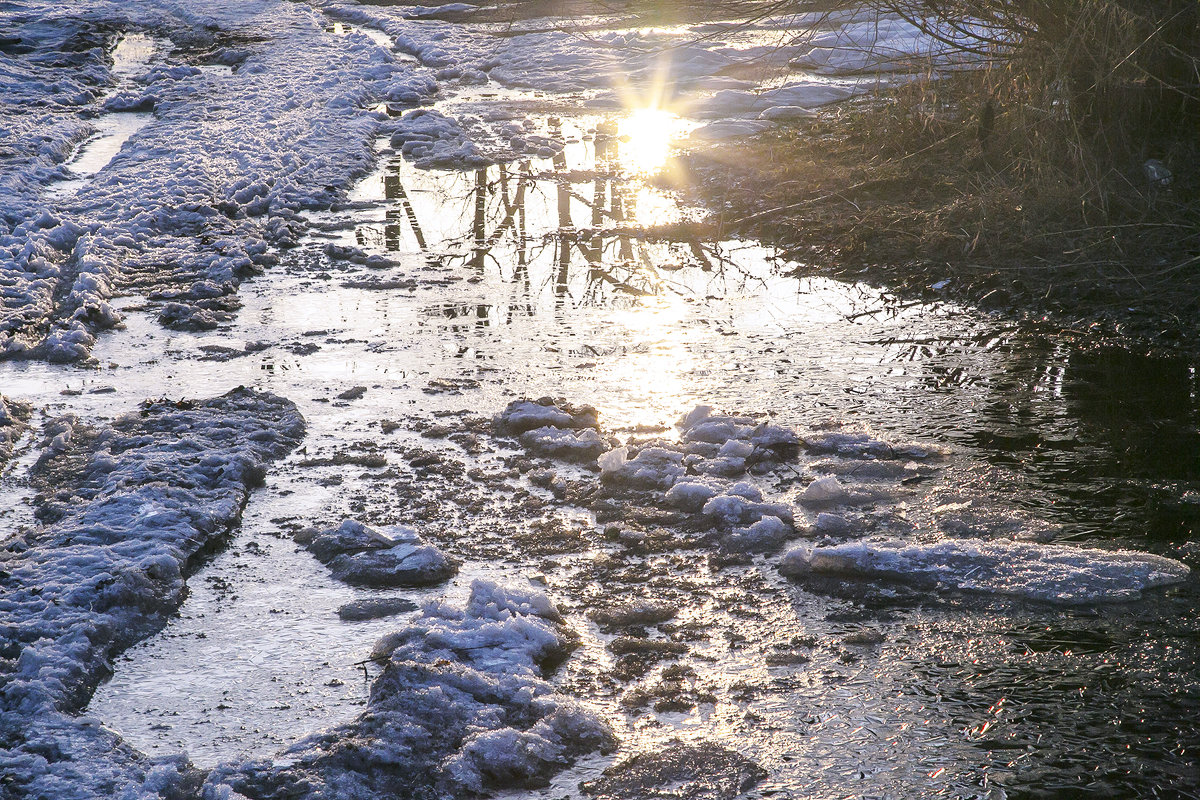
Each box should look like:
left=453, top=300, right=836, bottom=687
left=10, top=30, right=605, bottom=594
left=780, top=538, right=1191, bottom=604
left=297, top=519, right=457, bottom=587
left=210, top=580, right=615, bottom=799
left=0, top=388, right=304, bottom=798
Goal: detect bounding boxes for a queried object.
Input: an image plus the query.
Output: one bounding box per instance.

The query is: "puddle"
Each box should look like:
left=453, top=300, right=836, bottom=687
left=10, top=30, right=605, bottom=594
left=44, top=32, right=163, bottom=200
left=325, top=19, right=394, bottom=51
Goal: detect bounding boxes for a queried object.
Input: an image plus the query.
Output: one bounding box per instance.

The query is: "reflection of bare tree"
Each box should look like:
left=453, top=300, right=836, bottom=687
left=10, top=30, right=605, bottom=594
left=357, top=115, right=784, bottom=320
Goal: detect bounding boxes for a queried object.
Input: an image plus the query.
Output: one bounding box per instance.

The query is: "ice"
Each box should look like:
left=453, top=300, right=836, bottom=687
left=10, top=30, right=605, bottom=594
left=0, top=394, right=31, bottom=465
left=520, top=426, right=609, bottom=463
left=600, top=446, right=686, bottom=491
left=722, top=514, right=795, bottom=554
left=296, top=520, right=457, bottom=587
left=664, top=478, right=724, bottom=512
left=780, top=538, right=1192, bottom=604
left=388, top=108, right=492, bottom=169
left=800, top=475, right=849, bottom=506
left=0, top=388, right=303, bottom=798
left=209, top=580, right=614, bottom=799
left=2, top=0, right=413, bottom=363
left=494, top=398, right=598, bottom=435
left=702, top=492, right=794, bottom=527
left=804, top=428, right=948, bottom=460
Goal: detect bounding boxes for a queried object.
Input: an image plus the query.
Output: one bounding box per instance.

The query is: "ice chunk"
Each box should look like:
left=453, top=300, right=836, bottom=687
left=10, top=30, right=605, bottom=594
left=722, top=515, right=794, bottom=553
left=494, top=398, right=598, bottom=435
left=780, top=538, right=1191, bottom=604
left=520, top=426, right=608, bottom=462
left=583, top=741, right=766, bottom=799
left=300, top=520, right=457, bottom=587
left=597, top=445, right=628, bottom=477
left=600, top=446, right=685, bottom=491
left=815, top=512, right=855, bottom=535
left=804, top=429, right=946, bottom=460
left=664, top=478, right=723, bottom=512
left=589, top=600, right=677, bottom=628
left=702, top=492, right=793, bottom=526
left=799, top=475, right=848, bottom=506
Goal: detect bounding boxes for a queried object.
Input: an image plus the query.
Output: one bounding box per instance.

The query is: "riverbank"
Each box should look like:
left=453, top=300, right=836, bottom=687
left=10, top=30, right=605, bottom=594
left=680, top=82, right=1200, bottom=353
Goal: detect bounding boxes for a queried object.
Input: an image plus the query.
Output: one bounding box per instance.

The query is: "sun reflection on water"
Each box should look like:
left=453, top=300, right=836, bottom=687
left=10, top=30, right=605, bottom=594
left=617, top=107, right=679, bottom=177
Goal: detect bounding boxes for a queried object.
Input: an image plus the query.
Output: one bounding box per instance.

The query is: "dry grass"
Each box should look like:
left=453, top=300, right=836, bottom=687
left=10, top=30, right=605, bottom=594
left=680, top=1, right=1200, bottom=335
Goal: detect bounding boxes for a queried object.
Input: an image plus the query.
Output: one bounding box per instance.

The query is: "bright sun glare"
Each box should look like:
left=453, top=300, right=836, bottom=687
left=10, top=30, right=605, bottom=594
left=618, top=108, right=677, bottom=176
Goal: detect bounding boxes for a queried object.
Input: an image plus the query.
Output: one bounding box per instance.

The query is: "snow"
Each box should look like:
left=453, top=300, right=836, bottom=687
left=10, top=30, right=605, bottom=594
left=2, top=0, right=421, bottom=363
left=0, top=388, right=304, bottom=799
left=780, top=538, right=1191, bottom=604
left=296, top=519, right=457, bottom=587
left=209, top=580, right=614, bottom=799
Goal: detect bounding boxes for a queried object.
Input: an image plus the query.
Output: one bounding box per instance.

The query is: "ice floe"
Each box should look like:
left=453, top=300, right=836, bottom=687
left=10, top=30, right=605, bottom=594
left=210, top=580, right=614, bottom=798
left=780, top=538, right=1191, bottom=604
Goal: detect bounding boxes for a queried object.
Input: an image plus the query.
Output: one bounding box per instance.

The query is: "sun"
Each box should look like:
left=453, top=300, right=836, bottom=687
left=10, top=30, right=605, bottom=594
left=618, top=107, right=678, bottom=176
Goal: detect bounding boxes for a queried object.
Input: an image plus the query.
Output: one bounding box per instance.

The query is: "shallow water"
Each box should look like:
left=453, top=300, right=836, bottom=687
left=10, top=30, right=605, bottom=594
left=44, top=33, right=162, bottom=200
left=5, top=12, right=1199, bottom=799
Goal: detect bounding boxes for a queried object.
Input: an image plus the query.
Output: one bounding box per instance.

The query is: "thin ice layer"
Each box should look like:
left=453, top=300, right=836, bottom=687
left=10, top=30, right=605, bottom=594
left=210, top=580, right=615, bottom=799
left=0, top=388, right=304, bottom=799
left=780, top=538, right=1191, bottom=604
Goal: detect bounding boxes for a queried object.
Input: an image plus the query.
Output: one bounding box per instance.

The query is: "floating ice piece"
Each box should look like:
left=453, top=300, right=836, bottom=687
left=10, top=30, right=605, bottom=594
left=815, top=512, right=855, bottom=535
left=494, top=398, right=598, bottom=435
left=597, top=445, right=628, bottom=477
left=520, top=426, right=608, bottom=462
left=583, top=741, right=766, bottom=799
left=804, top=429, right=946, bottom=460
left=677, top=405, right=713, bottom=430
left=702, top=492, right=793, bottom=527
left=211, top=580, right=613, bottom=798
left=681, top=417, right=756, bottom=444
left=689, top=454, right=747, bottom=477
left=337, top=597, right=418, bottom=621
left=600, top=446, right=685, bottom=491
left=389, top=108, right=492, bottom=169
left=800, top=475, right=848, bottom=506
left=665, top=478, right=724, bottom=512
left=298, top=520, right=457, bottom=587
left=780, top=538, right=1191, bottom=604
left=589, top=600, right=677, bottom=628
left=722, top=515, right=794, bottom=553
